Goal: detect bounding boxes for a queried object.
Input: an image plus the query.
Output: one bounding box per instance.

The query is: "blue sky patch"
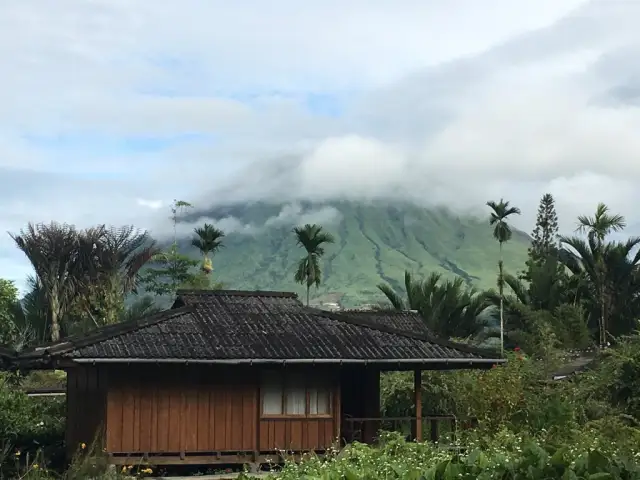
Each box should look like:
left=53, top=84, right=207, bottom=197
left=23, top=132, right=214, bottom=156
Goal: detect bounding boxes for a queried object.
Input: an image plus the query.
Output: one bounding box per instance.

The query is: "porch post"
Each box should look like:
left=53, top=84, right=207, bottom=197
left=414, top=369, right=422, bottom=441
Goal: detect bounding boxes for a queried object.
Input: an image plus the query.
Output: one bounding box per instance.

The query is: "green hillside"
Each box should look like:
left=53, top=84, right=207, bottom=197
left=181, top=200, right=530, bottom=307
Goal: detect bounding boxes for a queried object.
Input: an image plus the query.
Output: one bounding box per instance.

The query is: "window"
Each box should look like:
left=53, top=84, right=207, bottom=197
left=309, top=387, right=331, bottom=415
left=260, top=370, right=332, bottom=417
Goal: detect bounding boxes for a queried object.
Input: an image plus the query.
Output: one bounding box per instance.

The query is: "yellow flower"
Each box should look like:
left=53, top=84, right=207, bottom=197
left=32, top=464, right=39, bottom=470
left=121, top=466, right=127, bottom=473
left=80, top=442, right=86, bottom=450
left=14, top=450, right=20, bottom=457
left=141, top=467, right=153, bottom=474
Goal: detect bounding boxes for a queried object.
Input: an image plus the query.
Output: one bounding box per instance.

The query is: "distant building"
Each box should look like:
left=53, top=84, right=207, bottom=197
left=310, top=301, right=342, bottom=311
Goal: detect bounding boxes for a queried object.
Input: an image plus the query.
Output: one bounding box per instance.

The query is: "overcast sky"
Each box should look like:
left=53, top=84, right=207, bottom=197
left=2, top=0, right=640, bottom=288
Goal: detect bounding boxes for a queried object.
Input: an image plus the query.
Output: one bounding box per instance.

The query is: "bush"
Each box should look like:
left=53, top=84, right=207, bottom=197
left=382, top=350, right=580, bottom=434
left=0, top=374, right=65, bottom=477
left=273, top=433, right=640, bottom=479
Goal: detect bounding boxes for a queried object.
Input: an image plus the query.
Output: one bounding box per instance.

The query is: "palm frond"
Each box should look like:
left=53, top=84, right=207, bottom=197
left=377, top=284, right=405, bottom=310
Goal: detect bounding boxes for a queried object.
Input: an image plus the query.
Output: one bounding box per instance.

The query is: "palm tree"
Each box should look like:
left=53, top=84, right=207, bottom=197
left=192, top=224, right=225, bottom=275
left=576, top=203, right=625, bottom=242
left=78, top=225, right=160, bottom=325
left=572, top=203, right=626, bottom=346
left=561, top=228, right=639, bottom=346
left=377, top=270, right=435, bottom=311
left=378, top=271, right=489, bottom=339
left=120, top=296, right=163, bottom=323
left=10, top=275, right=48, bottom=345
left=293, top=224, right=335, bottom=306
left=10, top=222, right=81, bottom=341
left=487, top=199, right=521, bottom=356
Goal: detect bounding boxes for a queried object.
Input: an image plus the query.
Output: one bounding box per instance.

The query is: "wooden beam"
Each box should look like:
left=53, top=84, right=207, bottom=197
left=414, top=369, right=422, bottom=442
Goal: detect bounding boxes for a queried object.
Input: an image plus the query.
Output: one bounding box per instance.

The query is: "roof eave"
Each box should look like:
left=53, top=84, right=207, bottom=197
left=69, top=357, right=506, bottom=368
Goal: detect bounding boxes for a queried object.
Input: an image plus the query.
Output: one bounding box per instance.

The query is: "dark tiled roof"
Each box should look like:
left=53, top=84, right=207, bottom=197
left=341, top=310, right=433, bottom=337
left=15, top=290, right=502, bottom=367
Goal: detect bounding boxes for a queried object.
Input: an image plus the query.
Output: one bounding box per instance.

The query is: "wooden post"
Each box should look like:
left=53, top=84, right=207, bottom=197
left=414, top=369, right=422, bottom=442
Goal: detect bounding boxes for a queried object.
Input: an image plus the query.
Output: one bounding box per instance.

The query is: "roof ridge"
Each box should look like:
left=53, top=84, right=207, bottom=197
left=342, top=309, right=420, bottom=315
left=20, top=306, right=195, bottom=358
left=310, top=308, right=501, bottom=359
left=176, top=289, right=298, bottom=298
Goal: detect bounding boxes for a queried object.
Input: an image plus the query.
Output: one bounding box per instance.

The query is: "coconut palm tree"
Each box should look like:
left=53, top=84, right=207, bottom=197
left=487, top=198, right=521, bottom=356
left=10, top=222, right=80, bottom=341
left=191, top=224, right=225, bottom=275
left=293, top=224, right=335, bottom=306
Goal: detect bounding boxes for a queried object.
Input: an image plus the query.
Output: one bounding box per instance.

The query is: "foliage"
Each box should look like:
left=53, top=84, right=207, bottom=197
left=525, top=193, right=560, bottom=275
left=9, top=223, right=159, bottom=341
left=191, top=223, right=225, bottom=274
left=139, top=243, right=203, bottom=296
left=181, top=201, right=530, bottom=306
left=10, top=223, right=81, bottom=341
left=273, top=433, right=640, bottom=480
left=139, top=200, right=223, bottom=297
left=293, top=223, right=335, bottom=306
left=487, top=198, right=522, bottom=356
left=377, top=271, right=490, bottom=339
left=0, top=375, right=65, bottom=478
left=0, top=279, right=29, bottom=349
left=560, top=233, right=640, bottom=345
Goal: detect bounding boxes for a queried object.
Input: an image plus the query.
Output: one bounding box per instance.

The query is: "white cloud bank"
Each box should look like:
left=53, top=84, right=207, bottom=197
left=2, top=0, right=640, bottom=287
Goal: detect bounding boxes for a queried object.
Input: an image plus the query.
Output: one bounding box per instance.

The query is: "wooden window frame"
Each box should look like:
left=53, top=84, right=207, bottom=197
left=260, top=370, right=333, bottom=419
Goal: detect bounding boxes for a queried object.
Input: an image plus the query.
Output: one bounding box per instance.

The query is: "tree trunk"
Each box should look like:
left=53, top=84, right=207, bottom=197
left=600, top=288, right=606, bottom=347
left=499, top=243, right=504, bottom=356
left=306, top=252, right=313, bottom=307
left=598, top=258, right=606, bottom=348
left=50, top=297, right=60, bottom=342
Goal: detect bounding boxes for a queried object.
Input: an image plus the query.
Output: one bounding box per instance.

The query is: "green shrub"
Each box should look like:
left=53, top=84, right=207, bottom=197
left=273, top=433, right=640, bottom=479
left=0, top=375, right=65, bottom=477
left=382, top=350, right=580, bottom=434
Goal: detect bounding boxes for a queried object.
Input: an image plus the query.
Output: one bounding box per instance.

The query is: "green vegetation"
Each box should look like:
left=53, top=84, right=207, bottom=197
left=293, top=223, right=335, bottom=306
left=486, top=199, right=522, bottom=355
left=4, top=193, right=640, bottom=477
left=191, top=223, right=225, bottom=276
left=377, top=271, right=489, bottom=339
left=189, top=200, right=530, bottom=306
left=9, top=224, right=160, bottom=341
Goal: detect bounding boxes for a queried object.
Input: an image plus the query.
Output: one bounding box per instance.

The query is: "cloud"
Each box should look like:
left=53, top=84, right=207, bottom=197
left=169, top=203, right=343, bottom=241
left=2, top=0, right=640, bottom=288
left=205, top=0, right=640, bottom=233
left=136, top=199, right=164, bottom=210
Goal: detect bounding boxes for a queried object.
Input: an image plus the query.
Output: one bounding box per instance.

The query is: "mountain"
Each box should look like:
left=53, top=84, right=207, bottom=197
left=180, top=200, right=530, bottom=307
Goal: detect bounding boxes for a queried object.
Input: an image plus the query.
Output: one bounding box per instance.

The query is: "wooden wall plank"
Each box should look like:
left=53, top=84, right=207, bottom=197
left=106, top=386, right=123, bottom=452
left=167, top=389, right=182, bottom=452
left=138, top=383, right=153, bottom=452
left=184, top=387, right=199, bottom=451
left=102, top=365, right=342, bottom=455
left=156, top=386, right=170, bottom=452
left=196, top=389, right=210, bottom=450
left=120, top=386, right=135, bottom=452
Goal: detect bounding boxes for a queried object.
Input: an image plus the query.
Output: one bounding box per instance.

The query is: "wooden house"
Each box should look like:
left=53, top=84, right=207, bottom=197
left=7, top=290, right=503, bottom=468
